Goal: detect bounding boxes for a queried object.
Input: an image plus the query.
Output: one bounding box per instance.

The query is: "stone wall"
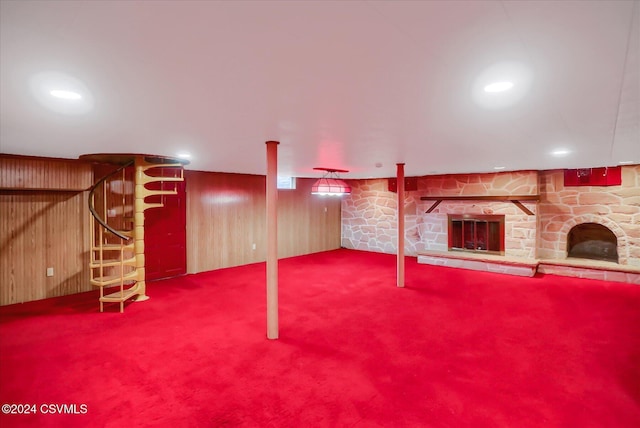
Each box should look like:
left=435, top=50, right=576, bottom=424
left=341, top=171, right=539, bottom=258
left=341, top=179, right=409, bottom=254
left=341, top=166, right=639, bottom=267
left=538, top=165, right=640, bottom=266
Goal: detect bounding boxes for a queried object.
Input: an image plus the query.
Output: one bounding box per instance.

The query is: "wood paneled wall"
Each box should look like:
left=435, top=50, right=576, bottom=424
left=1, top=156, right=92, bottom=305
left=1, top=191, right=91, bottom=305
left=1, top=156, right=342, bottom=305
left=277, top=178, right=342, bottom=258
left=0, top=154, right=92, bottom=190
left=186, top=171, right=342, bottom=273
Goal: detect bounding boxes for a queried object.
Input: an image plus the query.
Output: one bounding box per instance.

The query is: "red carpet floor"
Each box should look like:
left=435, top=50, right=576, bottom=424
left=1, top=249, right=639, bottom=427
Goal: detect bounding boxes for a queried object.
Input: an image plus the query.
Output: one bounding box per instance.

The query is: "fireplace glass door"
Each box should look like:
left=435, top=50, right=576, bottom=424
left=448, top=215, right=505, bottom=254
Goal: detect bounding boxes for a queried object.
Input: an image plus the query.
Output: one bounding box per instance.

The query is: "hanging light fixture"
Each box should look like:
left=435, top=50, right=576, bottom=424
left=311, top=167, right=351, bottom=196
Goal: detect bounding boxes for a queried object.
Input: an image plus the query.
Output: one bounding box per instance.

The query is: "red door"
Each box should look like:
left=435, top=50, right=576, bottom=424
left=144, top=169, right=187, bottom=281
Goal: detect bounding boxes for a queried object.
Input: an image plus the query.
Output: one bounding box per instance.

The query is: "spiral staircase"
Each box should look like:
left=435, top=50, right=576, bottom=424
left=82, top=154, right=188, bottom=312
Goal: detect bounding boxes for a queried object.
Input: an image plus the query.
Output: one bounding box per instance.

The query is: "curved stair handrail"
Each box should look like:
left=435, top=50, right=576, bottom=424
left=88, top=160, right=135, bottom=241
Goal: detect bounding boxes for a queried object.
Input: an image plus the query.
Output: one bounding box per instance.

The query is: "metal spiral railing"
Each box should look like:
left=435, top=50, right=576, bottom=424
left=88, top=160, right=134, bottom=240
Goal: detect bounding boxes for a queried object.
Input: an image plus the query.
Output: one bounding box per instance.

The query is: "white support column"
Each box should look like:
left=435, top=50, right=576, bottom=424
left=397, top=163, right=405, bottom=288
left=266, top=141, right=279, bottom=339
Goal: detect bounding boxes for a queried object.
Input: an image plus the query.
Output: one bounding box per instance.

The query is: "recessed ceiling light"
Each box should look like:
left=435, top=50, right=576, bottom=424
left=30, top=71, right=94, bottom=115
left=50, top=90, right=82, bottom=100
left=493, top=166, right=506, bottom=170
left=618, top=160, right=634, bottom=165
left=484, top=82, right=514, bottom=93
left=551, top=149, right=571, bottom=157
left=472, top=61, right=533, bottom=109
left=176, top=152, right=191, bottom=159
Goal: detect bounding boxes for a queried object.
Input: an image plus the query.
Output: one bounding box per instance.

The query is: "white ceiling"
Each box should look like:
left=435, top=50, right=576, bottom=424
left=1, top=0, right=638, bottom=179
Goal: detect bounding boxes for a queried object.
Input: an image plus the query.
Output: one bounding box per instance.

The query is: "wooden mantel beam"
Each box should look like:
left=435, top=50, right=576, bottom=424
left=421, top=195, right=539, bottom=215
left=420, top=195, right=540, bottom=201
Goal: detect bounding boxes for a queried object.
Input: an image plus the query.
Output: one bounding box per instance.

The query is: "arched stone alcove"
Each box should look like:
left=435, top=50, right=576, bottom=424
left=567, top=222, right=618, bottom=263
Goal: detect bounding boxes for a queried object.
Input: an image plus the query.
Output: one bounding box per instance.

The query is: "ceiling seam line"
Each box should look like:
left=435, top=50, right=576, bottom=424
left=498, top=0, right=572, bottom=139
left=607, top=0, right=638, bottom=160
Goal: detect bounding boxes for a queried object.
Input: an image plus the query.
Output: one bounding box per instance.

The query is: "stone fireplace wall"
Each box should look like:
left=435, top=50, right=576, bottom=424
left=341, top=171, right=539, bottom=258
left=341, top=179, right=414, bottom=254
left=538, top=165, right=640, bottom=266
left=341, top=166, right=639, bottom=267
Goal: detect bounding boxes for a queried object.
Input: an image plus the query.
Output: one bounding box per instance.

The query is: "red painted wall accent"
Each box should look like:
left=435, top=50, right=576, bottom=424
left=388, top=177, right=418, bottom=192
left=563, top=166, right=622, bottom=186
left=144, top=169, right=187, bottom=281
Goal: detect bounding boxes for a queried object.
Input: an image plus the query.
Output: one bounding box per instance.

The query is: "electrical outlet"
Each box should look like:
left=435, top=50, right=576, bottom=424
left=252, top=243, right=256, bottom=250
left=324, top=207, right=328, bottom=212
left=46, top=267, right=54, bottom=277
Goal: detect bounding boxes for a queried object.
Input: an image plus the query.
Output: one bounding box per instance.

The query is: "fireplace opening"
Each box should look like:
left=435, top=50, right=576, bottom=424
left=448, top=214, right=505, bottom=255
left=567, top=223, right=618, bottom=263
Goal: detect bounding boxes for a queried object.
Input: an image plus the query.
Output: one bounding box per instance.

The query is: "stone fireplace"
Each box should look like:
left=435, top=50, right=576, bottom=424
left=544, top=214, right=629, bottom=262
left=341, top=171, right=539, bottom=259
left=341, top=165, right=640, bottom=283
left=567, top=223, right=618, bottom=263
left=538, top=166, right=639, bottom=268
left=448, top=214, right=505, bottom=254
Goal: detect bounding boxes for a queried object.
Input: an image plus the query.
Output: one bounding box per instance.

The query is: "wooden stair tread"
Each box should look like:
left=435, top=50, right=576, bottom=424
left=90, top=258, right=136, bottom=268
left=91, top=271, right=138, bottom=286
left=141, top=176, right=183, bottom=182
left=143, top=203, right=164, bottom=210
left=92, top=243, right=134, bottom=251
left=100, top=286, right=140, bottom=303
left=104, top=229, right=134, bottom=237
left=144, top=189, right=177, bottom=196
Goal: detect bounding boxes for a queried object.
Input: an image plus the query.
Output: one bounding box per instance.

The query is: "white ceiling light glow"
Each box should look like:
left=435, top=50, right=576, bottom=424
left=176, top=152, right=192, bottom=159
left=551, top=149, right=571, bottom=157
left=472, top=61, right=533, bottom=109
left=30, top=71, right=94, bottom=115
left=484, top=82, right=514, bottom=93
left=50, top=90, right=82, bottom=100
